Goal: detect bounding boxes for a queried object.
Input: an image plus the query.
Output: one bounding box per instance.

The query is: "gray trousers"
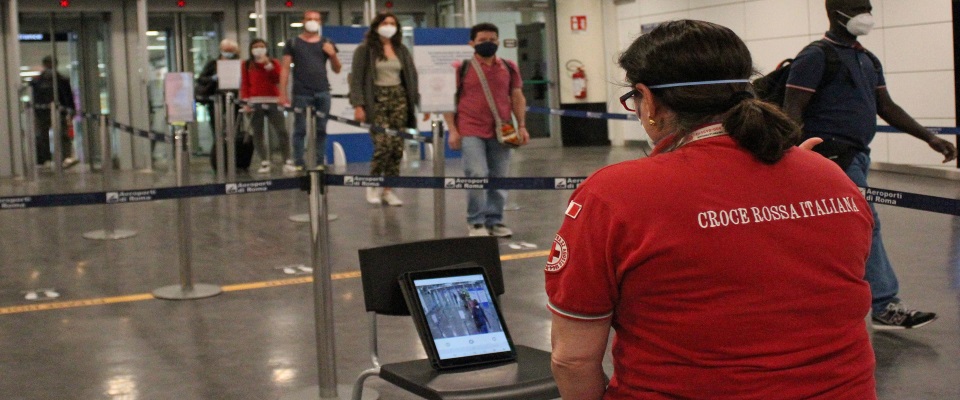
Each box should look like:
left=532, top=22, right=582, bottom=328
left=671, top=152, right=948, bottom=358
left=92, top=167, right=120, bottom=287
left=248, top=107, right=290, bottom=163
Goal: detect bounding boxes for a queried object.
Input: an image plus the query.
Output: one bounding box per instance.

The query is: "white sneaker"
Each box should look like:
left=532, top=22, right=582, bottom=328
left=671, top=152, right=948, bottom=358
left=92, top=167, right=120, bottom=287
left=282, top=160, right=301, bottom=173
left=366, top=187, right=383, bottom=205
left=468, top=224, right=490, bottom=237
left=256, top=161, right=271, bottom=174
left=489, top=224, right=513, bottom=238
left=62, top=157, right=79, bottom=169
left=382, top=190, right=403, bottom=206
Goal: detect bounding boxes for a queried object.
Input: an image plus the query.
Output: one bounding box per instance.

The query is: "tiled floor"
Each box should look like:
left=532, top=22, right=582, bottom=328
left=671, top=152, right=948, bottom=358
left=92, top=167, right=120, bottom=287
left=1, top=146, right=958, bottom=399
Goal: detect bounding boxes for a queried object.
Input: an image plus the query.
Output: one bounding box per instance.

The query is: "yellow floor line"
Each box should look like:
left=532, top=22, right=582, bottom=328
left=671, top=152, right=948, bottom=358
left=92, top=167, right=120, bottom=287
left=0, top=250, right=546, bottom=316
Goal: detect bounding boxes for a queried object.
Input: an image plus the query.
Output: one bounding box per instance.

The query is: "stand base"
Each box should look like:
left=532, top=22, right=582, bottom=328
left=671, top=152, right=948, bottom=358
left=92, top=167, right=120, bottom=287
left=289, top=213, right=339, bottom=223
left=83, top=229, right=138, bottom=240
left=153, top=283, right=222, bottom=300
left=281, top=384, right=378, bottom=400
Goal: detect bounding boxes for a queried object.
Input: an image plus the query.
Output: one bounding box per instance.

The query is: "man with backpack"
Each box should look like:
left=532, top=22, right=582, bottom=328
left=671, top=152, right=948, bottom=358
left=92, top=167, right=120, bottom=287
left=782, top=0, right=957, bottom=329
left=443, top=23, right=530, bottom=238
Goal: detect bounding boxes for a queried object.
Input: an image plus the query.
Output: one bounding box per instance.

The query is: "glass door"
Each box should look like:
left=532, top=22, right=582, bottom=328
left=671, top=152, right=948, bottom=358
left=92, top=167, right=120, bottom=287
left=147, top=12, right=222, bottom=160
left=19, top=12, right=112, bottom=170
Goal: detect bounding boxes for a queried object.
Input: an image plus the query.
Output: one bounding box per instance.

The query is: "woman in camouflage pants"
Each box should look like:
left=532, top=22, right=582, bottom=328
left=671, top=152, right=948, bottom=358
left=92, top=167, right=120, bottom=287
left=349, top=13, right=422, bottom=206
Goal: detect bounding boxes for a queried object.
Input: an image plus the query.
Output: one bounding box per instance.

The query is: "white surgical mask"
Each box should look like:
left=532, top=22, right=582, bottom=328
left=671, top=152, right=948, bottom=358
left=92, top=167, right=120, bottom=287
left=251, top=48, right=267, bottom=57
left=377, top=25, right=397, bottom=39
left=837, top=11, right=874, bottom=36
left=221, top=51, right=235, bottom=59
left=304, top=20, right=321, bottom=33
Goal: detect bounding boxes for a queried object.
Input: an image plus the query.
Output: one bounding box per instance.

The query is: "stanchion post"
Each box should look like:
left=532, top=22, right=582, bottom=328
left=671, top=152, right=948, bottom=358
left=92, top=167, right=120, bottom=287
left=432, top=120, right=446, bottom=238
left=83, top=115, right=137, bottom=241
left=306, top=106, right=317, bottom=169
left=100, top=116, right=114, bottom=233
left=289, top=107, right=337, bottom=223
left=213, top=94, right=226, bottom=181
left=23, top=97, right=37, bottom=179
left=51, top=103, right=63, bottom=174
left=225, top=92, right=237, bottom=181
left=308, top=167, right=339, bottom=399
left=175, top=129, right=193, bottom=289
left=153, top=128, right=222, bottom=300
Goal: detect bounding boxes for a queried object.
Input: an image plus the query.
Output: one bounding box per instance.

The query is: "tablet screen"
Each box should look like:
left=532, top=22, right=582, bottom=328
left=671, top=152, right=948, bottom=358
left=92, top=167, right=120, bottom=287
left=412, top=273, right=512, bottom=360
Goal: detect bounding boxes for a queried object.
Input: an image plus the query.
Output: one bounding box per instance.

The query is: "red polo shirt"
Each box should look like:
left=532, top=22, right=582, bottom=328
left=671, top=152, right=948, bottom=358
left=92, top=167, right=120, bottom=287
left=546, top=134, right=876, bottom=399
left=454, top=55, right=522, bottom=139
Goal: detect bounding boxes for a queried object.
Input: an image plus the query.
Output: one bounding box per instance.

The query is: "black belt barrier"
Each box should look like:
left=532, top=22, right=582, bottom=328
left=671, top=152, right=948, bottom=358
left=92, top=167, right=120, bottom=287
left=1, top=174, right=957, bottom=216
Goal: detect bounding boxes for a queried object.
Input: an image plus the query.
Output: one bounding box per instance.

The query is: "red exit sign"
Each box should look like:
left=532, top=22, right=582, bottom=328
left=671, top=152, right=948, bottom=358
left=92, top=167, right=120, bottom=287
left=570, top=15, right=586, bottom=31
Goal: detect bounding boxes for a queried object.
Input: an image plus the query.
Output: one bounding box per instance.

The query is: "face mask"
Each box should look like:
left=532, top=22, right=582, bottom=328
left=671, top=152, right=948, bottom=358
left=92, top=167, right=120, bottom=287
left=251, top=48, right=267, bottom=57
left=221, top=51, right=235, bottom=59
left=837, top=11, right=874, bottom=36
left=377, top=25, right=397, bottom=39
left=474, top=41, right=498, bottom=58
left=304, top=20, right=321, bottom=33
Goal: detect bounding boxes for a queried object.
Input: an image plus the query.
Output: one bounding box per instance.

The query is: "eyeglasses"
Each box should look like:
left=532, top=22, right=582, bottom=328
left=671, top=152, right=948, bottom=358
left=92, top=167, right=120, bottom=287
left=620, top=89, right=640, bottom=112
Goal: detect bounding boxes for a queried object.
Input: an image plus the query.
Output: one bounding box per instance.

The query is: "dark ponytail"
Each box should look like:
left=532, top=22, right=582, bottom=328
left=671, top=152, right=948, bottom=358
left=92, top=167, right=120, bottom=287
left=723, top=96, right=801, bottom=164
left=618, top=20, right=800, bottom=164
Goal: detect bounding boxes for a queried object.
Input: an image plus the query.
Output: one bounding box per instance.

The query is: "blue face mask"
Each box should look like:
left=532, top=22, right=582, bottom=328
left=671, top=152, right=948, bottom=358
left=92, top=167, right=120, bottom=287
left=474, top=41, right=498, bottom=58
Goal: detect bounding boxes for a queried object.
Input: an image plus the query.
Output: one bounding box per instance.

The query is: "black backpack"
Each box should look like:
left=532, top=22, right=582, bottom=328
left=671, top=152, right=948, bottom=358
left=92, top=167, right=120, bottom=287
left=754, top=40, right=841, bottom=106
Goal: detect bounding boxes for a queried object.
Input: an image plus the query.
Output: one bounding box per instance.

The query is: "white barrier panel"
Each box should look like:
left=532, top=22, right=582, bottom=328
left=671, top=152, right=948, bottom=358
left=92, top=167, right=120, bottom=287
left=332, top=142, right=347, bottom=167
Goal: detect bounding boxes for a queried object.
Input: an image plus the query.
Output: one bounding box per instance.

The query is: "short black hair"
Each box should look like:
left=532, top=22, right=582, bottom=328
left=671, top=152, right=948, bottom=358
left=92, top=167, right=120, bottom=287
left=470, top=23, right=499, bottom=41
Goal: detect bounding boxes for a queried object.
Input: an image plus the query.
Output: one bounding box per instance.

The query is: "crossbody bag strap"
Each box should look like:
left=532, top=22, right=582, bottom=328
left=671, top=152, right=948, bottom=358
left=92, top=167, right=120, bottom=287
left=470, top=58, right=505, bottom=128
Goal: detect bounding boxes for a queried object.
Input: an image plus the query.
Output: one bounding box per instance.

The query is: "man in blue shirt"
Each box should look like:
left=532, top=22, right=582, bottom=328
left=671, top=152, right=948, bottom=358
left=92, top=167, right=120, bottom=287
left=279, top=10, right=343, bottom=172
left=784, top=0, right=957, bottom=329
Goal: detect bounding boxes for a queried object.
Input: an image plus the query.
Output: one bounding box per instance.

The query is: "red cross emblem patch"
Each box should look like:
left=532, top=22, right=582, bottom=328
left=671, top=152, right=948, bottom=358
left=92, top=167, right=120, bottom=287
left=544, top=234, right=568, bottom=273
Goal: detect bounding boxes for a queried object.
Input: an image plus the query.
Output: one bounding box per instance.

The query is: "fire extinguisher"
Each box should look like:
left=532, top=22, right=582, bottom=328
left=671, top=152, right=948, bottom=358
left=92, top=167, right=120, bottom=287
left=566, top=60, right=587, bottom=99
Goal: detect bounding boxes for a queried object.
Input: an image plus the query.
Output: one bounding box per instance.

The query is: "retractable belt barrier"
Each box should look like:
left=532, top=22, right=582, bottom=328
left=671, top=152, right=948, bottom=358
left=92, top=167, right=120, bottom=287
left=24, top=103, right=174, bottom=144
left=1, top=174, right=957, bottom=216
left=24, top=101, right=960, bottom=148
left=230, top=99, right=428, bottom=142
left=525, top=106, right=960, bottom=135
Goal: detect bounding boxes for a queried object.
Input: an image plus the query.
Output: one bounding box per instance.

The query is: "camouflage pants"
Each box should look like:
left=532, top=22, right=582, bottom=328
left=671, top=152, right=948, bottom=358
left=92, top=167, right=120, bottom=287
left=370, top=85, right=408, bottom=177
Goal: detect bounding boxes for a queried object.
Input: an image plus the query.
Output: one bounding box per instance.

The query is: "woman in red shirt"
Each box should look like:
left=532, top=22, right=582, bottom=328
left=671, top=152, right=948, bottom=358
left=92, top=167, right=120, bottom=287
left=241, top=38, right=292, bottom=174
left=546, top=20, right=876, bottom=399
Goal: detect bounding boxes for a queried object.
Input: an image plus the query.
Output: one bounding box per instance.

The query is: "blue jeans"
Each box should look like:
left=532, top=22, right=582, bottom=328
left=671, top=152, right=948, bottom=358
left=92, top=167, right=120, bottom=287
left=461, top=136, right=511, bottom=226
left=293, top=92, right=331, bottom=166
left=845, top=152, right=900, bottom=315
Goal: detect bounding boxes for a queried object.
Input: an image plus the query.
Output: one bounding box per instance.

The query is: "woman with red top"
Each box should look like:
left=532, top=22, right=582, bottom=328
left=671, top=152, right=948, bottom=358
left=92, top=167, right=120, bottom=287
left=546, top=20, right=877, bottom=399
left=241, top=38, right=292, bottom=174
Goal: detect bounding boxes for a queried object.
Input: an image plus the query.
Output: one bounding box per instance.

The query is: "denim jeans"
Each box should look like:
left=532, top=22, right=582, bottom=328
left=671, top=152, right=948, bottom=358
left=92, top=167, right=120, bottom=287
left=293, top=92, right=331, bottom=166
left=845, top=152, right=900, bottom=315
left=461, top=136, right=511, bottom=226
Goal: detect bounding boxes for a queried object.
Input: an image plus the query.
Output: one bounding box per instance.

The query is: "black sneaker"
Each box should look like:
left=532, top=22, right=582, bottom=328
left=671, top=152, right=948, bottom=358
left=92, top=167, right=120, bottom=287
left=871, top=302, right=938, bottom=330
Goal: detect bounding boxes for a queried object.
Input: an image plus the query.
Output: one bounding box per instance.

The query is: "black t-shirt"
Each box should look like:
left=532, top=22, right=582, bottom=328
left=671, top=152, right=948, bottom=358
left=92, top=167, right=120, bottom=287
left=283, top=36, right=338, bottom=95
